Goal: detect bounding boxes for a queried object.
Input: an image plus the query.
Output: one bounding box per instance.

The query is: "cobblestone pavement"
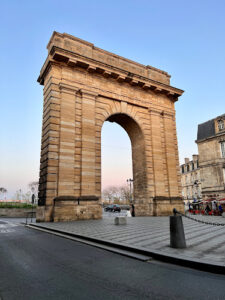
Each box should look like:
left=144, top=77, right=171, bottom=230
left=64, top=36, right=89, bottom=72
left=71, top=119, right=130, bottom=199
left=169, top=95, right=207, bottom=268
left=34, top=213, right=225, bottom=267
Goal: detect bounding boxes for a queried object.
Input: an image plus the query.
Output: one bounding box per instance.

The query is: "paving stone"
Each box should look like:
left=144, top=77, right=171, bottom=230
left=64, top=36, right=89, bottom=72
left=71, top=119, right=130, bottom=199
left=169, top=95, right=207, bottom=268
left=33, top=215, right=225, bottom=266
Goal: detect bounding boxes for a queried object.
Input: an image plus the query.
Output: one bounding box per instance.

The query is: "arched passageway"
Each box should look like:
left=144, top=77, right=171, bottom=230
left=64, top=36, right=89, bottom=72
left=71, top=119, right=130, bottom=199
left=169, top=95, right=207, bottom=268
left=37, top=32, right=184, bottom=222
left=101, top=120, right=132, bottom=192
left=103, top=114, right=148, bottom=209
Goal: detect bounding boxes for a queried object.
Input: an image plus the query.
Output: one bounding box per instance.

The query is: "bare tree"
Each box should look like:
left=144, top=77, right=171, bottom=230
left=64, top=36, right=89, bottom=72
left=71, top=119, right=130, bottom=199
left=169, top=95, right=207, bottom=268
left=102, top=185, right=130, bottom=204
left=28, top=181, right=38, bottom=196
left=0, top=187, right=7, bottom=200
left=13, top=189, right=23, bottom=201
left=119, top=185, right=130, bottom=204
left=102, top=186, right=119, bottom=203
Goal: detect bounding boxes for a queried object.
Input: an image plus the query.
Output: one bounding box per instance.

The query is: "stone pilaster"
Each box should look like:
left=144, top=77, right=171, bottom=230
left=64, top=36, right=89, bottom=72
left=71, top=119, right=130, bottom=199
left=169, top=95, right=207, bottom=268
left=149, top=109, right=166, bottom=197
left=57, top=83, right=78, bottom=196
left=163, top=112, right=180, bottom=198
left=80, top=89, right=98, bottom=196
left=37, top=74, right=61, bottom=221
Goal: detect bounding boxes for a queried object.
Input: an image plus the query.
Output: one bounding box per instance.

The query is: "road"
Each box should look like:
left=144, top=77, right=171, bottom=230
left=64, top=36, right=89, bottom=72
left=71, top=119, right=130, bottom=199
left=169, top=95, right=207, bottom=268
left=0, top=218, right=225, bottom=300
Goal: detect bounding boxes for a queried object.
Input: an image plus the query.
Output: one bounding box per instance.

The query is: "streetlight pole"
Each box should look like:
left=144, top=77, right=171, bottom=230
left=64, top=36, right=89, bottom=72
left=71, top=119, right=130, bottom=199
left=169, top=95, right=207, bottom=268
left=126, top=178, right=133, bottom=203
left=19, top=189, right=22, bottom=202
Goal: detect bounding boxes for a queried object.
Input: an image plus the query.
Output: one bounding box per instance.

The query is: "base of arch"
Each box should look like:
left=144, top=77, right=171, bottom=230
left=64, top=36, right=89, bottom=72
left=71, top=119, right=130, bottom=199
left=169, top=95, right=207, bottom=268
left=36, top=196, right=184, bottom=222
left=152, top=196, right=184, bottom=216
left=36, top=195, right=102, bottom=222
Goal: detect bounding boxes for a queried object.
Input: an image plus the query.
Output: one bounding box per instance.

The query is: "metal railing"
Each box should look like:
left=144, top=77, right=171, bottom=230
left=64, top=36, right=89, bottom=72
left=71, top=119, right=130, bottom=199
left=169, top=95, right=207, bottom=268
left=25, top=211, right=36, bottom=225
left=174, top=208, right=225, bottom=226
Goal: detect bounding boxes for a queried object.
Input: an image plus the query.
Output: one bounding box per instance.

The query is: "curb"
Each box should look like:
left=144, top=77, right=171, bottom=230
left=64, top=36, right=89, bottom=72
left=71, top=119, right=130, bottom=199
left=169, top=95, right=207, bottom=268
left=27, top=223, right=225, bottom=275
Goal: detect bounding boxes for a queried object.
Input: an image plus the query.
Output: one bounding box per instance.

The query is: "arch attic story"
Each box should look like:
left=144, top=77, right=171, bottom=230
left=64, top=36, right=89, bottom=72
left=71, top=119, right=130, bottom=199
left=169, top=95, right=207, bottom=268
left=37, top=32, right=184, bottom=222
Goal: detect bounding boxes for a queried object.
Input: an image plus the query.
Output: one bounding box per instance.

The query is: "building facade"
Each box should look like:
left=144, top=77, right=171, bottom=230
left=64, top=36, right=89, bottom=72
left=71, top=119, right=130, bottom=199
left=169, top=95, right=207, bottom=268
left=196, top=114, right=225, bottom=201
left=180, top=155, right=202, bottom=202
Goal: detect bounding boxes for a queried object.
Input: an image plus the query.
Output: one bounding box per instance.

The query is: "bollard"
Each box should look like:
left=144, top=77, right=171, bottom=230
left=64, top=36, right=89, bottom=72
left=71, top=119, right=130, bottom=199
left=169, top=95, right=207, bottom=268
left=170, top=210, right=186, bottom=248
left=114, top=216, right=127, bottom=225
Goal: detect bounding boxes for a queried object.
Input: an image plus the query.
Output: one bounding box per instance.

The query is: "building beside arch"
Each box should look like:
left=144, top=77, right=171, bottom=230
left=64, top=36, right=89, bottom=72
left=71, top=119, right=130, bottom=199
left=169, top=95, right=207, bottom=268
left=180, top=155, right=202, bottom=203
left=196, top=114, right=225, bottom=201
left=37, top=32, right=184, bottom=222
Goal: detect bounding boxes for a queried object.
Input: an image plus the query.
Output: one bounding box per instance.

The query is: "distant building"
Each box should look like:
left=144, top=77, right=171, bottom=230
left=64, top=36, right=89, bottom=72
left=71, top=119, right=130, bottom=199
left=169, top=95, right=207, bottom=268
left=180, top=155, right=202, bottom=202
left=196, top=114, right=225, bottom=200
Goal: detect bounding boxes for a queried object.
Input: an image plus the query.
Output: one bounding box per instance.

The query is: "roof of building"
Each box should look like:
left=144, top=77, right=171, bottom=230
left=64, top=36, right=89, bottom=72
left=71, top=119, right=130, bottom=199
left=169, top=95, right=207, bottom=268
left=196, top=114, right=225, bottom=142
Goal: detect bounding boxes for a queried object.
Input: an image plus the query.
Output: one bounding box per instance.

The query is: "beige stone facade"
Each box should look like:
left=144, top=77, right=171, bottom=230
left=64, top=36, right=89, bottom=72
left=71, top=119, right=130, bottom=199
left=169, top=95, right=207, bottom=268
left=37, top=32, right=184, bottom=222
left=196, top=114, right=225, bottom=200
left=180, top=155, right=202, bottom=202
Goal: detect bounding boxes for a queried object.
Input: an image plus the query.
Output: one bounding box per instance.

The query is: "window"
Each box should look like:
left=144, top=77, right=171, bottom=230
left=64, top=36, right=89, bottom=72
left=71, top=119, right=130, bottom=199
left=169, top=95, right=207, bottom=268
left=187, top=165, right=189, bottom=172
left=192, top=162, right=194, bottom=170
left=182, top=166, right=184, bottom=173
left=221, top=142, right=225, bottom=158
left=218, top=120, right=224, bottom=131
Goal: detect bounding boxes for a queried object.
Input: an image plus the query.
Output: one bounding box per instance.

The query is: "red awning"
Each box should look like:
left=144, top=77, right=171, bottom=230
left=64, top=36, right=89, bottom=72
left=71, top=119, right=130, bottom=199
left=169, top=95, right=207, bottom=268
left=203, top=198, right=216, bottom=202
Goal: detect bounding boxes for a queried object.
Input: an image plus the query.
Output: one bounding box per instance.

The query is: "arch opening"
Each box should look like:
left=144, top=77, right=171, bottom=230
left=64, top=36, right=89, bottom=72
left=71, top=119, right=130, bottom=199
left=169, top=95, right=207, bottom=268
left=101, top=121, right=132, bottom=193
left=102, top=113, right=148, bottom=208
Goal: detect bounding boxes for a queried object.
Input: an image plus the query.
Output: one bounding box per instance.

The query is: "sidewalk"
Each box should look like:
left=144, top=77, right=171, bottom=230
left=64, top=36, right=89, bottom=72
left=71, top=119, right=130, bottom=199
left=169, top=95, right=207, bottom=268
left=30, top=214, right=225, bottom=272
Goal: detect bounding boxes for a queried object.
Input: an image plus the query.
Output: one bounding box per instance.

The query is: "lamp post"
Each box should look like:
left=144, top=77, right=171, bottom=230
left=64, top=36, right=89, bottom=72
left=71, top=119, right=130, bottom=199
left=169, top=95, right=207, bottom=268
left=126, top=178, right=133, bottom=203
left=30, top=194, right=35, bottom=223
left=19, top=189, right=22, bottom=202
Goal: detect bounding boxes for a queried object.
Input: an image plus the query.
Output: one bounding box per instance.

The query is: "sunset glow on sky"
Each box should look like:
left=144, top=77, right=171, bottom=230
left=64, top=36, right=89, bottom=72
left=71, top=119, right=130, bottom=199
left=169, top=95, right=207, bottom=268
left=1, top=0, right=225, bottom=198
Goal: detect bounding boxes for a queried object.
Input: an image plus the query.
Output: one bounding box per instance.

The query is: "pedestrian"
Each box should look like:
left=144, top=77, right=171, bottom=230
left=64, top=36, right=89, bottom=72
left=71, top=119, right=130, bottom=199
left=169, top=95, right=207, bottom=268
left=187, top=201, right=190, bottom=211
left=212, top=201, right=217, bottom=215
left=218, top=204, right=223, bottom=216
left=131, top=204, right=135, bottom=217
left=205, top=204, right=211, bottom=215
left=126, top=209, right=131, bottom=217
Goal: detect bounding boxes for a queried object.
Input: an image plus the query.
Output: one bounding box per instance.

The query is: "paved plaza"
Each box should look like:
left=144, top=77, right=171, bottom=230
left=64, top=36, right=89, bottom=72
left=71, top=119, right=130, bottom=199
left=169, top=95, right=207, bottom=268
left=31, top=212, right=225, bottom=269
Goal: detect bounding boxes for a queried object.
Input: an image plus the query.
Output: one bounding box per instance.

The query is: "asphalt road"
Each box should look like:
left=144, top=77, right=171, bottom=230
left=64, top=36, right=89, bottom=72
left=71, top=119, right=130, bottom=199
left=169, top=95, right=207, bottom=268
left=0, top=218, right=225, bottom=300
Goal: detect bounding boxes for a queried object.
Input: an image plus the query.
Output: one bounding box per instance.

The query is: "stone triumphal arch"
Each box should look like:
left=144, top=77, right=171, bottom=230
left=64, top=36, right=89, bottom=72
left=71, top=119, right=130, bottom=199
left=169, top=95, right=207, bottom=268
left=37, top=32, right=184, bottom=222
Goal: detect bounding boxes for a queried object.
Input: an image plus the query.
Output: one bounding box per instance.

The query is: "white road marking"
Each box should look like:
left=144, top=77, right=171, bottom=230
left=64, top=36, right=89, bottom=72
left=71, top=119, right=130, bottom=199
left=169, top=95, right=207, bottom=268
left=0, top=229, right=15, bottom=233
left=0, top=220, right=19, bottom=233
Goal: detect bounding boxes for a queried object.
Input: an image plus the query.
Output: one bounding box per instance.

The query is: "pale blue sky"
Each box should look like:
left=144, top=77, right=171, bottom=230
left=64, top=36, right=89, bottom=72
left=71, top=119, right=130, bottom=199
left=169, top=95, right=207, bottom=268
left=0, top=0, right=225, bottom=198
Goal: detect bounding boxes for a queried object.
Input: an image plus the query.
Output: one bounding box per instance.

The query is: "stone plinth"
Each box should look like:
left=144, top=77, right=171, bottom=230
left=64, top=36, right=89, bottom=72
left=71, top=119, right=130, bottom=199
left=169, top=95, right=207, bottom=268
left=114, top=216, right=127, bottom=225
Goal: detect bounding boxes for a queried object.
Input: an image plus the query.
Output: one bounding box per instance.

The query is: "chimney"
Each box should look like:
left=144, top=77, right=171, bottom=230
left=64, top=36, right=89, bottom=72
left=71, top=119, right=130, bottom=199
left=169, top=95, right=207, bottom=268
left=192, top=154, right=198, bottom=162
left=184, top=158, right=189, bottom=164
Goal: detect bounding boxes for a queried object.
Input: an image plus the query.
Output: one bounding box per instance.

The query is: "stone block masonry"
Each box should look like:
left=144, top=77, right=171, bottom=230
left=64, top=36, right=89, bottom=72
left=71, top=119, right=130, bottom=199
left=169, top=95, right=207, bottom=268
left=37, top=31, right=184, bottom=222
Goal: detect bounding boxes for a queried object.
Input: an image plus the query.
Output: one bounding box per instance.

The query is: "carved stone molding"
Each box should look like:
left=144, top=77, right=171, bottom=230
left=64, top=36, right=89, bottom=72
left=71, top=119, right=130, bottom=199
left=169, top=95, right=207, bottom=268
left=80, top=88, right=98, bottom=100
left=148, top=108, right=174, bottom=118
left=58, top=82, right=80, bottom=95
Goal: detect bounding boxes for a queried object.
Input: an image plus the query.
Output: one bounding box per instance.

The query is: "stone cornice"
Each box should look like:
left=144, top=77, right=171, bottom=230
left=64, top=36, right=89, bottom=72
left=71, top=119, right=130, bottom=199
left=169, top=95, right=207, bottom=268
left=38, top=47, right=183, bottom=100
left=196, top=132, right=225, bottom=144
left=38, top=32, right=184, bottom=101
left=47, top=32, right=170, bottom=78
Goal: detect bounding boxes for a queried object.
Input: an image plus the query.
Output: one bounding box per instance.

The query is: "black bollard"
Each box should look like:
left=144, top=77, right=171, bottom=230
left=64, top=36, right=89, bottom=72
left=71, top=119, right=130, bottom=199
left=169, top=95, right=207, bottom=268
left=170, top=213, right=186, bottom=248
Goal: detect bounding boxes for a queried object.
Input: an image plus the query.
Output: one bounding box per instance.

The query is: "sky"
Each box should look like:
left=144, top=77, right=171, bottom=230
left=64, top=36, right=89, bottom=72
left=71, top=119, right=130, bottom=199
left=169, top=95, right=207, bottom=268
left=0, top=0, right=225, bottom=198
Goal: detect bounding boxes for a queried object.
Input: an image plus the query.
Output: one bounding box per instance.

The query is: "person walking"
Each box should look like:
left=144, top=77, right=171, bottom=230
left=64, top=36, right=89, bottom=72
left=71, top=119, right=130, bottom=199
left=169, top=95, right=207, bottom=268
left=218, top=204, right=223, bottom=216
left=205, top=204, right=211, bottom=215
left=212, top=201, right=217, bottom=215
left=131, top=204, right=135, bottom=217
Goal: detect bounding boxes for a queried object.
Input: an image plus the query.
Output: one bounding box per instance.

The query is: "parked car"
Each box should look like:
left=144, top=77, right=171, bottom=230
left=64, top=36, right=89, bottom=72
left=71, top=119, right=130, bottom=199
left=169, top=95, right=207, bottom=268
left=104, top=204, right=121, bottom=212
left=104, top=205, right=113, bottom=212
